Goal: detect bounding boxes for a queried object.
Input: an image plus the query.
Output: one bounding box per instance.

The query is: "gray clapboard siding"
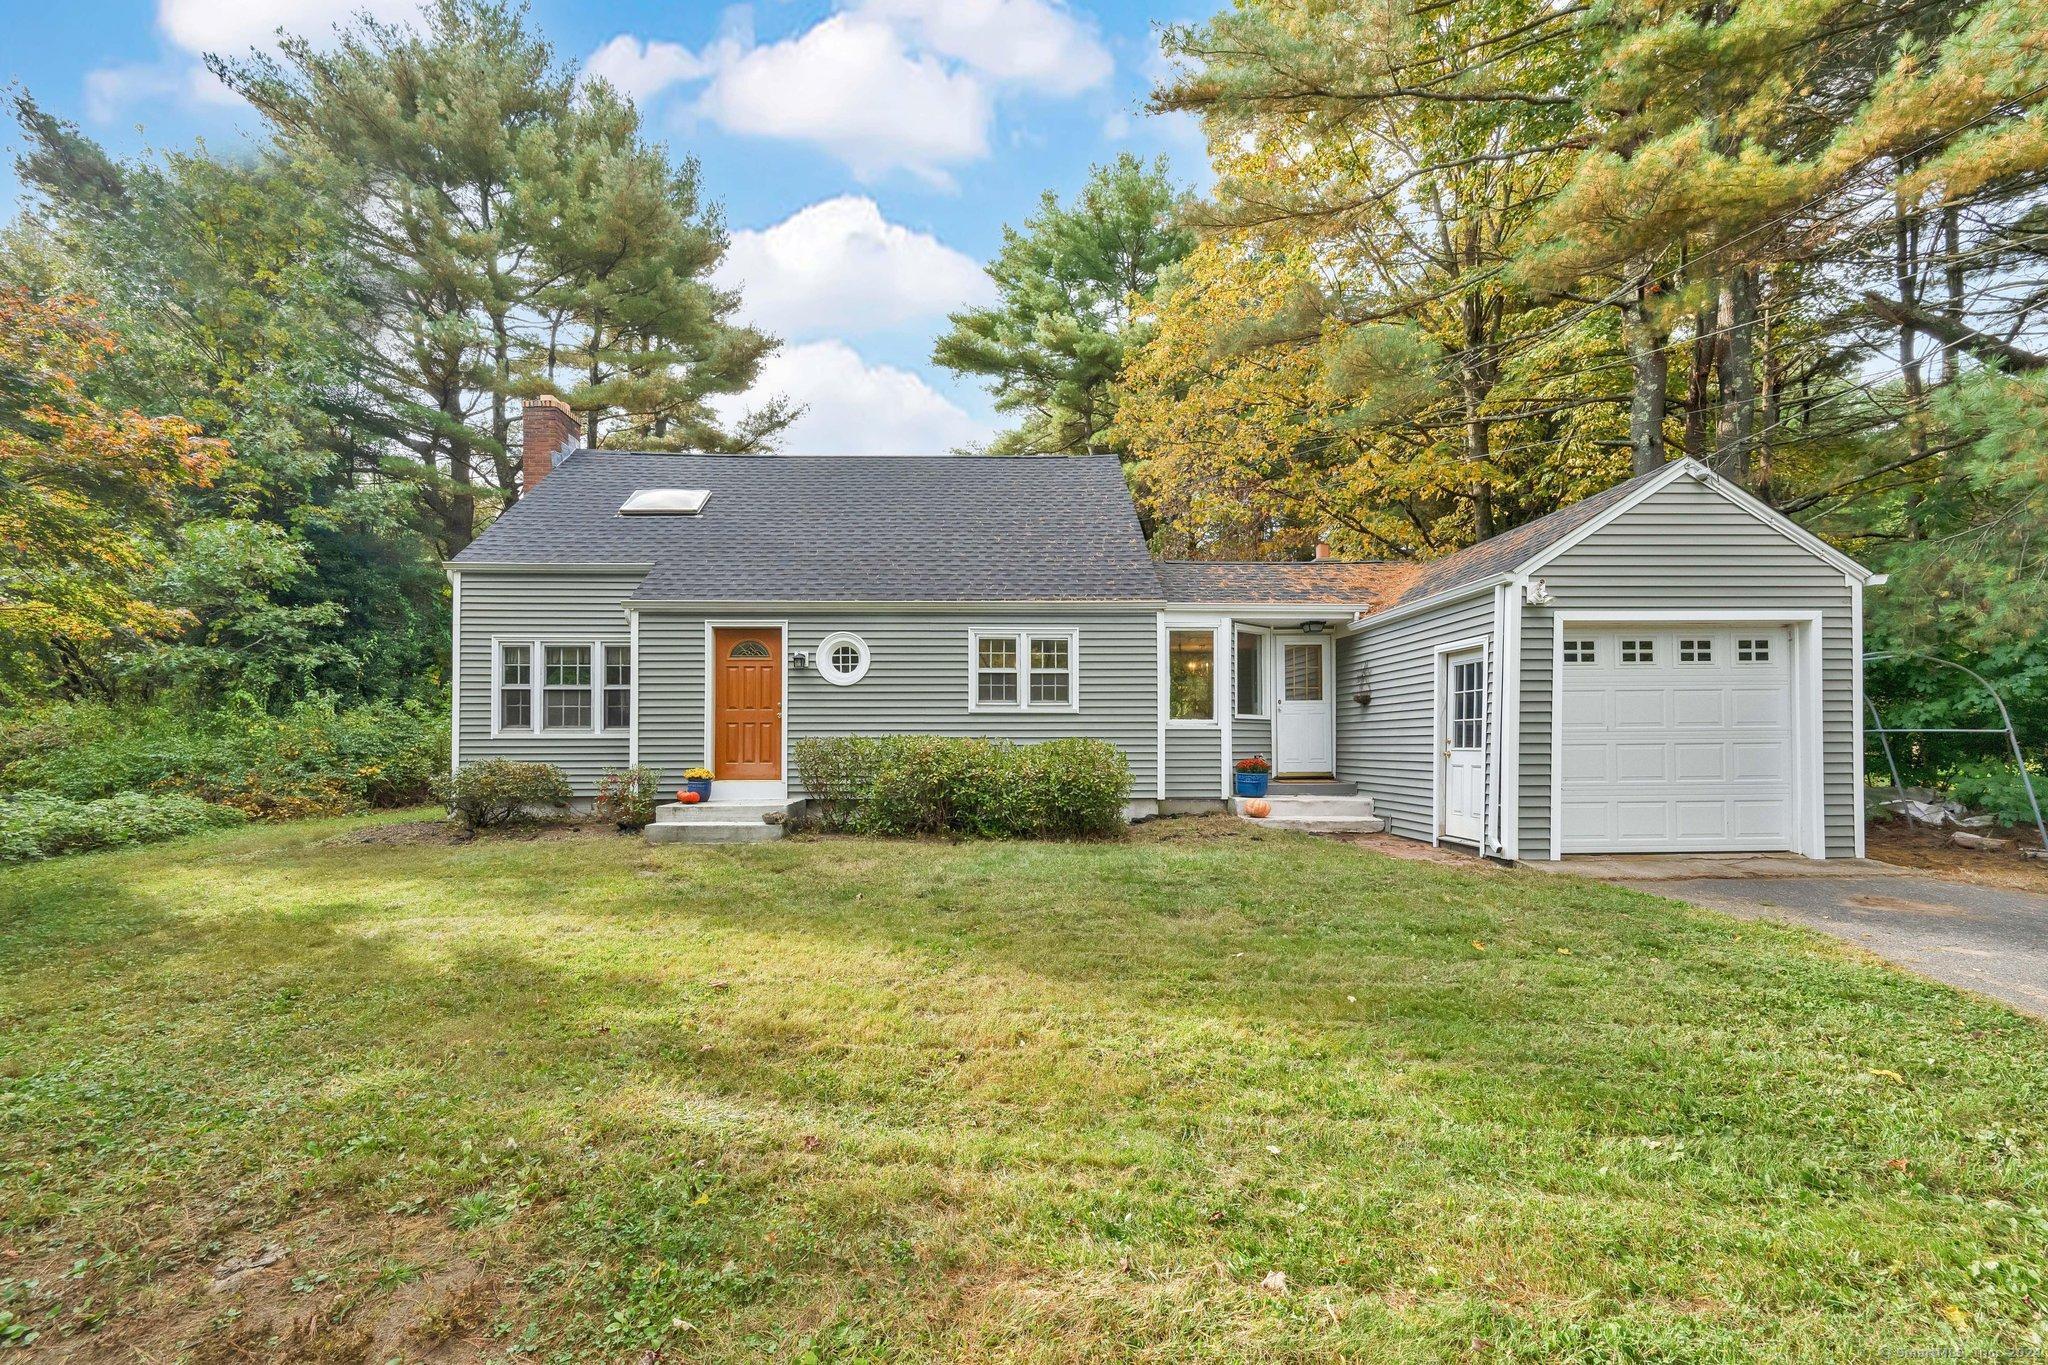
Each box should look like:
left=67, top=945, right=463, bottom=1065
left=1336, top=592, right=1497, bottom=842
left=1233, top=715, right=1273, bottom=768
left=783, top=611, right=1159, bottom=795
left=455, top=570, right=638, bottom=794
left=1516, top=476, right=1859, bottom=859
left=625, top=610, right=1159, bottom=797
left=1165, top=727, right=1223, bottom=797
left=635, top=611, right=707, bottom=792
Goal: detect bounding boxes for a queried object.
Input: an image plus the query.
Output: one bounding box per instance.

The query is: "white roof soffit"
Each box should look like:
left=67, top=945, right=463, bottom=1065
left=620, top=488, right=711, bottom=515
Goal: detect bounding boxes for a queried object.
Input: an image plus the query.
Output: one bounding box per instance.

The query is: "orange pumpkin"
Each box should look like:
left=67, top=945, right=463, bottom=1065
left=1243, top=799, right=1271, bottom=819
left=680, top=790, right=703, bottom=805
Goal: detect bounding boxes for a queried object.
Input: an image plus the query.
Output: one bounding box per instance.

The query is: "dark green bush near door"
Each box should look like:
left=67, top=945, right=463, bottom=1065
left=792, top=735, right=1130, bottom=839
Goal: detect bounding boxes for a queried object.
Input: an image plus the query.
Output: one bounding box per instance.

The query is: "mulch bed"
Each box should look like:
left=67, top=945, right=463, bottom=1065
left=319, top=817, right=635, bottom=848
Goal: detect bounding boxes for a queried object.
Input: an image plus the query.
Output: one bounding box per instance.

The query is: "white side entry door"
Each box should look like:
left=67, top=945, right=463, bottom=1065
left=1273, top=636, right=1334, bottom=776
left=1441, top=647, right=1487, bottom=845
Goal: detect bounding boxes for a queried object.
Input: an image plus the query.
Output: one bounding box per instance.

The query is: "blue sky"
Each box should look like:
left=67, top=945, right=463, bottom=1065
left=0, top=0, right=1216, bottom=452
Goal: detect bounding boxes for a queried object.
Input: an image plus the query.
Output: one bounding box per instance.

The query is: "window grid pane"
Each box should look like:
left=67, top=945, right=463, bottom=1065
left=1168, top=630, right=1215, bottom=721
left=1564, top=639, right=1595, bottom=664
left=545, top=689, right=592, bottom=728
left=1283, top=644, right=1323, bottom=702
left=1451, top=660, right=1485, bottom=749
left=1738, top=637, right=1772, bottom=662
left=832, top=643, right=862, bottom=673
left=545, top=645, right=591, bottom=687
left=605, top=645, right=631, bottom=687
left=976, top=634, right=1020, bottom=705
left=1027, top=636, right=1071, bottom=706
left=1679, top=637, right=1713, bottom=663
left=500, top=688, right=531, bottom=729
left=1620, top=638, right=1654, bottom=664
left=604, top=691, right=631, bottom=730
left=501, top=644, right=531, bottom=685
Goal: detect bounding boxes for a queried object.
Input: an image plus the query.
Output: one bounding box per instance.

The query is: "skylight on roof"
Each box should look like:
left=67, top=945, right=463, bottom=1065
left=620, top=489, right=710, bottom=516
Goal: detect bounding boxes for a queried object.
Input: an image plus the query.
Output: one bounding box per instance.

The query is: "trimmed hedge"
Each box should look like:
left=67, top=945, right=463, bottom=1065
left=792, top=735, right=1130, bottom=840
left=0, top=791, right=246, bottom=863
left=438, top=759, right=573, bottom=831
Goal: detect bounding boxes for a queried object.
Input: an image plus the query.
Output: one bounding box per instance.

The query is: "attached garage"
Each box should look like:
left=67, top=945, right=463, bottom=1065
left=1331, top=457, right=1879, bottom=862
left=1555, top=621, right=1811, bottom=853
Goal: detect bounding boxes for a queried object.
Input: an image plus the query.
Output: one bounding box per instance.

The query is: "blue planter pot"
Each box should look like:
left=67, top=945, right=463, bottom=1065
left=683, top=777, right=712, bottom=801
left=1234, top=771, right=1270, bottom=798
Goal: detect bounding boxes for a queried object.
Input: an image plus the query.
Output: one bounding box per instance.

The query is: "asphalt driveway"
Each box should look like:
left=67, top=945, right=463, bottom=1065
left=1592, top=860, right=2048, bottom=1019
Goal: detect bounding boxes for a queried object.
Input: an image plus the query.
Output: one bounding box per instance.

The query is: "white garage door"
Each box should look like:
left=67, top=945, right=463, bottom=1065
left=1559, top=625, right=1795, bottom=853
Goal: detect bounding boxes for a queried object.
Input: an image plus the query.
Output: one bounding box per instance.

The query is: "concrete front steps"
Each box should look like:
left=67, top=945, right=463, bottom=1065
left=644, top=800, right=787, bottom=845
left=1233, top=792, right=1385, bottom=834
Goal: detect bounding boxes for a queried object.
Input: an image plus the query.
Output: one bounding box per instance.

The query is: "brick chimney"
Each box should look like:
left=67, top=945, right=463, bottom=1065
left=1314, top=540, right=1332, bottom=561
left=521, top=396, right=582, bottom=496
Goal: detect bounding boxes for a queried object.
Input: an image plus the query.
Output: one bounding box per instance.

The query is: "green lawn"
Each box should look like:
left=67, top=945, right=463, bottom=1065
left=3, top=814, right=2045, bottom=1361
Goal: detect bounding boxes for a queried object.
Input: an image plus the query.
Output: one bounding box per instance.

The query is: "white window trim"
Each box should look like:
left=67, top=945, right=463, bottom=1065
left=1233, top=624, right=1271, bottom=720
left=1546, top=611, right=1827, bottom=861
left=966, top=627, right=1081, bottom=712
left=626, top=610, right=640, bottom=767
left=1164, top=619, right=1225, bottom=730
left=817, top=631, right=871, bottom=686
left=489, top=637, right=624, bottom=736
left=601, top=641, right=634, bottom=734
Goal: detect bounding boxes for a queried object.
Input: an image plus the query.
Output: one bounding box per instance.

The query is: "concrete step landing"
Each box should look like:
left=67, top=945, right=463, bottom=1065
left=1269, top=779, right=1358, bottom=796
left=1234, top=793, right=1384, bottom=834
left=645, top=800, right=787, bottom=845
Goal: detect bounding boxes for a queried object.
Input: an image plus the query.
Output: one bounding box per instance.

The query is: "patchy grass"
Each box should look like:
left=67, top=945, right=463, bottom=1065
left=2, top=813, right=2046, bottom=1360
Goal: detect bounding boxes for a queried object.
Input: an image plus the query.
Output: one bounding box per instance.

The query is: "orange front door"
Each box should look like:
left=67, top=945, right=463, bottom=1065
left=713, top=627, right=782, bottom=780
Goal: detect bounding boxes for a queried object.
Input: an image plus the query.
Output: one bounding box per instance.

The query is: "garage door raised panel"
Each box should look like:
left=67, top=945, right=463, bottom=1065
left=1559, top=625, right=1794, bottom=853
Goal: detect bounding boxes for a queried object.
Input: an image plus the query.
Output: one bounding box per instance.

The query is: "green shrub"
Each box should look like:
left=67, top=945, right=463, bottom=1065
left=1928, top=756, right=2048, bottom=830
left=596, top=766, right=662, bottom=829
left=791, top=735, right=889, bottom=833
left=792, top=736, right=1130, bottom=840
left=0, top=791, right=246, bottom=863
left=438, top=759, right=572, bottom=831
left=0, top=699, right=445, bottom=817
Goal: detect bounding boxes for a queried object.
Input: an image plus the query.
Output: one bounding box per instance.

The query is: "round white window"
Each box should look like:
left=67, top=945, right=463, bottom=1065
left=817, top=632, right=870, bottom=685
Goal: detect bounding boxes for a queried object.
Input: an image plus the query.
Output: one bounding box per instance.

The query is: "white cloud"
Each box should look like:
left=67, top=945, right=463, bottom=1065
left=717, top=197, right=992, bottom=339
left=582, top=34, right=708, bottom=104
left=699, top=15, right=990, bottom=185
left=854, top=0, right=1112, bottom=95
left=726, top=341, right=988, bottom=454
left=158, top=0, right=415, bottom=55
left=83, top=61, right=245, bottom=123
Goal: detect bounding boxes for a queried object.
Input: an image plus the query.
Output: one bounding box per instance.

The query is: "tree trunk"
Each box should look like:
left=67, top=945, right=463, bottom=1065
left=1684, top=300, right=1714, bottom=460
left=1712, top=266, right=1756, bottom=483
left=1756, top=273, right=1780, bottom=504
left=1621, top=267, right=1668, bottom=475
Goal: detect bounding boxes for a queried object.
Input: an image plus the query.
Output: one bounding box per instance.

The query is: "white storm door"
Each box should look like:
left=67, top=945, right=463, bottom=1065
left=1441, top=648, right=1487, bottom=845
left=1273, top=637, right=1334, bottom=776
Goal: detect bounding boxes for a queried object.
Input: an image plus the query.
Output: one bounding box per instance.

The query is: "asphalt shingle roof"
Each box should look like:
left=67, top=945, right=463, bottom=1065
left=1155, top=560, right=1417, bottom=608
left=453, top=451, right=1693, bottom=613
left=449, top=451, right=1163, bottom=603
